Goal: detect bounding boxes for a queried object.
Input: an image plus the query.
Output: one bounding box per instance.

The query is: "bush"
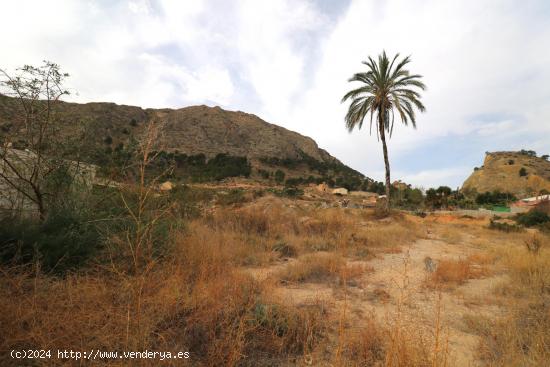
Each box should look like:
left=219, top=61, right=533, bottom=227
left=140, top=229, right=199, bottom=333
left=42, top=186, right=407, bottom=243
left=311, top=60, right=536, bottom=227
left=0, top=209, right=101, bottom=274
left=514, top=210, right=550, bottom=227
left=519, top=167, right=528, bottom=177
left=151, top=152, right=252, bottom=182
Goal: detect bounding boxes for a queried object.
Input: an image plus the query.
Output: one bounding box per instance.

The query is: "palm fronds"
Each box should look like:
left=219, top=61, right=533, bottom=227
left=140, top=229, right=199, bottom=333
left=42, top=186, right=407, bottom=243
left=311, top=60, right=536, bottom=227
left=342, top=51, right=426, bottom=135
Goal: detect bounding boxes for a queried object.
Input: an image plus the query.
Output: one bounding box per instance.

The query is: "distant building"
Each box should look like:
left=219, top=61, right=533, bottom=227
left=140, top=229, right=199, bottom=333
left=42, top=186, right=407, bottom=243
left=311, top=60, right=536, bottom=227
left=510, top=194, right=549, bottom=213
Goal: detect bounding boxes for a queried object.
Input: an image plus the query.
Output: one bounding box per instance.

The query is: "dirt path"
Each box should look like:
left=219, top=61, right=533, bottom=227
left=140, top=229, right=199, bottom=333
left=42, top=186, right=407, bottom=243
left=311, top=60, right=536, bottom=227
left=356, top=238, right=506, bottom=366
left=246, top=234, right=507, bottom=366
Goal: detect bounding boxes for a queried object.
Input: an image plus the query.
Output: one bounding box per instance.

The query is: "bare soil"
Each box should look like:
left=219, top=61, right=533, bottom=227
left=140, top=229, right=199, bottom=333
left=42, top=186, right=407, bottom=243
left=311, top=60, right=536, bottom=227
left=245, top=224, right=508, bottom=366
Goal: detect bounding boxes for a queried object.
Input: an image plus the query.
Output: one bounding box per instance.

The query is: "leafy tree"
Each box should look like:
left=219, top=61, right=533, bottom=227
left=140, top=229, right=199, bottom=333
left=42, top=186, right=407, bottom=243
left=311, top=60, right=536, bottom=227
left=541, top=154, right=549, bottom=161
left=520, top=149, right=537, bottom=157
left=476, top=191, right=516, bottom=206
left=436, top=186, right=452, bottom=208
left=425, top=188, right=439, bottom=208
left=342, top=51, right=426, bottom=211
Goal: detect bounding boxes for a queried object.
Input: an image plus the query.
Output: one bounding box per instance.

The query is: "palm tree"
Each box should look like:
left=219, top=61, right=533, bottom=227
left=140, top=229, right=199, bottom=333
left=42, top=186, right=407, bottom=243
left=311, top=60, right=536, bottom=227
left=341, top=51, right=426, bottom=211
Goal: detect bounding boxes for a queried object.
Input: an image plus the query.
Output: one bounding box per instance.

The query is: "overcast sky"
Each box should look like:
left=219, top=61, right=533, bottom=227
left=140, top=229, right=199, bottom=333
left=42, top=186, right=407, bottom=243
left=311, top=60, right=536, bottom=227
left=2, top=0, right=549, bottom=188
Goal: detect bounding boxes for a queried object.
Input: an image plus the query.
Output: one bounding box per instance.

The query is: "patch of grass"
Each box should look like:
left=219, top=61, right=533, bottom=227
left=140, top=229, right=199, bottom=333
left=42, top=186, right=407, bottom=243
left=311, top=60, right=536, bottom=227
left=341, top=318, right=385, bottom=365
left=427, top=258, right=487, bottom=288
left=346, top=220, right=422, bottom=256
left=438, top=225, right=463, bottom=243
left=431, top=259, right=472, bottom=284
left=279, top=253, right=364, bottom=284
left=467, top=237, right=550, bottom=365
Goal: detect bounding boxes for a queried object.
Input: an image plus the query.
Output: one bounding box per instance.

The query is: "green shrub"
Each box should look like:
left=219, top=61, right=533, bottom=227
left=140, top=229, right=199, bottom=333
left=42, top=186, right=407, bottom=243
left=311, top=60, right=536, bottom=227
left=152, top=152, right=251, bottom=182
left=0, top=209, right=101, bottom=274
left=514, top=210, right=550, bottom=227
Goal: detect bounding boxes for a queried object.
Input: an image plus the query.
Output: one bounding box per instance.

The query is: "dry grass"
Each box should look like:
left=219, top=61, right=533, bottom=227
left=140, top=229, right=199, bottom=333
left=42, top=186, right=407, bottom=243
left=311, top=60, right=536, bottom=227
left=10, top=191, right=547, bottom=366
left=0, top=217, right=328, bottom=366
left=426, top=257, right=488, bottom=289
left=438, top=224, right=464, bottom=244
left=463, top=234, right=550, bottom=366
left=340, top=318, right=386, bottom=365
left=0, top=197, right=427, bottom=366
left=278, top=252, right=365, bottom=284
left=338, top=260, right=449, bottom=367
left=430, top=259, right=471, bottom=285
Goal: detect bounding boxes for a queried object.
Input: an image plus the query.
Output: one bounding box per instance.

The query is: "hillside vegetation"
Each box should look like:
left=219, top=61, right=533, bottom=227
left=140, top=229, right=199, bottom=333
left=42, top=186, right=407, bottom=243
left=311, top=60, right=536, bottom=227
left=0, top=94, right=366, bottom=186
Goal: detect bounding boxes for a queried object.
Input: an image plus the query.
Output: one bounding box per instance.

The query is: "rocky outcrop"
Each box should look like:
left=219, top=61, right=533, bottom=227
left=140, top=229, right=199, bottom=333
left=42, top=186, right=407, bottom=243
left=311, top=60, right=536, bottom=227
left=152, top=105, right=335, bottom=162
left=462, top=151, right=550, bottom=197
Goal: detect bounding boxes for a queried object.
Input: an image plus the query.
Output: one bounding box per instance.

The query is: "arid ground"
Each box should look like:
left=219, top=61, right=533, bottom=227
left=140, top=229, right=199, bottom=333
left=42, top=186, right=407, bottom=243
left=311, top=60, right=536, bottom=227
left=1, top=185, right=549, bottom=366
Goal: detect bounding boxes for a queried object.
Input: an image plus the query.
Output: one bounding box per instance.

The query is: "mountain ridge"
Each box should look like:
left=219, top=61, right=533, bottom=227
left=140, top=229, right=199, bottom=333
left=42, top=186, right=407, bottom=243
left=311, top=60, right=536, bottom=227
left=0, top=94, right=367, bottom=184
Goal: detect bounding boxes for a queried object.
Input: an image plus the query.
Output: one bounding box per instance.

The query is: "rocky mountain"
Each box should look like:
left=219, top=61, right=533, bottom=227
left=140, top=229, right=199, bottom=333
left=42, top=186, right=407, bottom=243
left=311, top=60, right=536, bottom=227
left=0, top=94, right=366, bottom=185
left=462, top=151, right=550, bottom=197
left=152, top=105, right=335, bottom=162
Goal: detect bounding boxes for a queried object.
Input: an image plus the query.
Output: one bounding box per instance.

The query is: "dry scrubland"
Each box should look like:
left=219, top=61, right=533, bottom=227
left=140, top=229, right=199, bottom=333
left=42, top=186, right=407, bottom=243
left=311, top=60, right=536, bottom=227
left=1, top=192, right=549, bottom=366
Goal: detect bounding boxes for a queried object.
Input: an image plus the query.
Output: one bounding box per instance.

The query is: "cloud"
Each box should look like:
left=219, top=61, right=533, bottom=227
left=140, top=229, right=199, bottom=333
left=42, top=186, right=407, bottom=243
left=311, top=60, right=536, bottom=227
left=1, top=0, right=549, bottom=188
left=398, top=167, right=472, bottom=190
left=285, top=0, right=550, bottom=185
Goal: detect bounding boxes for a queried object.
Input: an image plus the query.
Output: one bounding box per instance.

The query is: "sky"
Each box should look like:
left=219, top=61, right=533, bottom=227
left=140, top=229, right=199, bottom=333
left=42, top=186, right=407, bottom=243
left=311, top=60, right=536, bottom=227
left=1, top=0, right=549, bottom=189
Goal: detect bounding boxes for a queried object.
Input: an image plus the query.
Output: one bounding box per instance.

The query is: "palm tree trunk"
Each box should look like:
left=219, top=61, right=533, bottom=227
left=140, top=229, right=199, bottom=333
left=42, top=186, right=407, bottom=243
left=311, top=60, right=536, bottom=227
left=379, top=121, right=391, bottom=211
